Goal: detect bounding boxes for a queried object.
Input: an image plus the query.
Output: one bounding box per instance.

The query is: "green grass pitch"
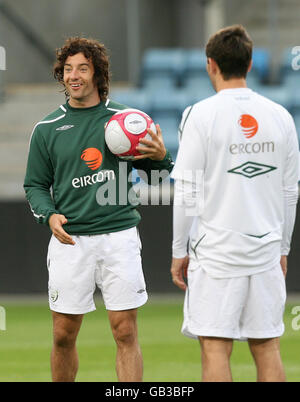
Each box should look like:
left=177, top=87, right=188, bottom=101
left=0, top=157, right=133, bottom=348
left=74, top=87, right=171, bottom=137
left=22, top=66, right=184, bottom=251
left=0, top=297, right=299, bottom=382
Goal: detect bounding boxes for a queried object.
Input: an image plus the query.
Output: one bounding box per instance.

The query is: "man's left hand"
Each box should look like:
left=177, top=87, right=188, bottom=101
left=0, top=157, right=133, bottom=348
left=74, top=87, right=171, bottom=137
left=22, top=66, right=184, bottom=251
left=280, top=255, right=287, bottom=278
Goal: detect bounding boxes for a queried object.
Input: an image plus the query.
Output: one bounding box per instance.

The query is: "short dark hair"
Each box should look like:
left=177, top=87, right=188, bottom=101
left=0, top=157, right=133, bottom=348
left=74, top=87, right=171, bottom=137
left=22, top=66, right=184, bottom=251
left=205, top=25, right=253, bottom=80
left=53, top=37, right=110, bottom=101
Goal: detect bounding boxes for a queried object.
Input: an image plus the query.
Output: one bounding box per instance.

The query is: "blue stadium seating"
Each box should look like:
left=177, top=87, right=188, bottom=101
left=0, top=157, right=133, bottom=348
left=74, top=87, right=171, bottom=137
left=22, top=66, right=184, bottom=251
left=150, top=90, right=191, bottom=159
left=110, top=88, right=152, bottom=114
left=112, top=47, right=300, bottom=159
left=141, top=75, right=177, bottom=91
left=246, top=71, right=262, bottom=90
left=182, top=49, right=207, bottom=82
left=182, top=48, right=270, bottom=84
left=151, top=113, right=179, bottom=160
left=151, top=89, right=190, bottom=114
left=255, top=85, right=293, bottom=111
left=281, top=47, right=296, bottom=74
left=282, top=71, right=299, bottom=89
left=140, top=48, right=185, bottom=87
left=182, top=74, right=214, bottom=92
left=251, top=48, right=271, bottom=83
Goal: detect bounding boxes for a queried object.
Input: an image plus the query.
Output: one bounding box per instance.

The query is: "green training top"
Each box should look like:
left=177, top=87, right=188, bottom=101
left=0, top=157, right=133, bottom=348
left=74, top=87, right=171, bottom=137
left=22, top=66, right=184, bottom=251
left=24, top=99, right=174, bottom=235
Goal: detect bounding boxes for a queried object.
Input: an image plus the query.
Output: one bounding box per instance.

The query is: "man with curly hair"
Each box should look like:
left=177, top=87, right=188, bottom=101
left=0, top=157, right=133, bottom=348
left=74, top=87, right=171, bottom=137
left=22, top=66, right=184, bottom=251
left=24, top=37, right=173, bottom=382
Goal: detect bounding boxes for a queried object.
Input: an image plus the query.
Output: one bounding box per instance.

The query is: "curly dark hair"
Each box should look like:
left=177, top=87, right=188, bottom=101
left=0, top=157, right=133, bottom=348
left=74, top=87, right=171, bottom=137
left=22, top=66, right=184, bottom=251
left=53, top=37, right=110, bottom=101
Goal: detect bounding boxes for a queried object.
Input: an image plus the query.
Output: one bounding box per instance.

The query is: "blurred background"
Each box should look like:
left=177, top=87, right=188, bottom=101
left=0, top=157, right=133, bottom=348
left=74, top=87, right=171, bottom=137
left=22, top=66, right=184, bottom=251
left=0, top=0, right=300, bottom=296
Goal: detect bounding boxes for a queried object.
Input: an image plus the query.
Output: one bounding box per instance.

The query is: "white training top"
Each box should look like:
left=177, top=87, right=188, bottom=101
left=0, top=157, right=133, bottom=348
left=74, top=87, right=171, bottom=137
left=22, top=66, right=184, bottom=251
left=172, top=88, right=299, bottom=278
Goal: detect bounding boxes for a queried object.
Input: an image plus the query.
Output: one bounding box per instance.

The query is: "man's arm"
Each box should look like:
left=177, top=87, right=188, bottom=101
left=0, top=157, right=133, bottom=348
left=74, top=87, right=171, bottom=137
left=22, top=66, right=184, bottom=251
left=24, top=126, right=75, bottom=245
left=171, top=106, right=206, bottom=290
left=280, top=116, right=300, bottom=276
left=171, top=179, right=201, bottom=290
left=24, top=125, right=58, bottom=225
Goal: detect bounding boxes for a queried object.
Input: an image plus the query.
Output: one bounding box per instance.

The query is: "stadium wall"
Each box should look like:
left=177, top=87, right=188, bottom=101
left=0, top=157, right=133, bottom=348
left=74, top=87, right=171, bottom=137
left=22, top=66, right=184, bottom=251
left=0, top=0, right=200, bottom=84
left=2, top=0, right=297, bottom=85
left=0, top=201, right=300, bottom=295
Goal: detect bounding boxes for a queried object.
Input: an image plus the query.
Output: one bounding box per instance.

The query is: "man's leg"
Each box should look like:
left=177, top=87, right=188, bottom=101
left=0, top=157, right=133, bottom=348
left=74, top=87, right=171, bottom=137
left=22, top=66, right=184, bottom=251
left=199, top=336, right=234, bottom=382
left=248, top=337, right=286, bottom=382
left=108, top=308, right=143, bottom=382
left=51, top=311, right=84, bottom=382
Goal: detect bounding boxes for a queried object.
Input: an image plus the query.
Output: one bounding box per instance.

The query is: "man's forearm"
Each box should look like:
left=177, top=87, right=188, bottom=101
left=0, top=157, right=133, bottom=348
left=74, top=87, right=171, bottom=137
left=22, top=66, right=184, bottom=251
left=281, top=185, right=298, bottom=255
left=24, top=185, right=58, bottom=225
left=172, top=179, right=200, bottom=258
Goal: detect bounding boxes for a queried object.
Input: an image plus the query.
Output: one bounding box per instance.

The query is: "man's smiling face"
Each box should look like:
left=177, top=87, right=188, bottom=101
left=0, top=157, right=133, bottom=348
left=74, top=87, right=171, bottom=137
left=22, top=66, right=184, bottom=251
left=63, top=52, right=100, bottom=107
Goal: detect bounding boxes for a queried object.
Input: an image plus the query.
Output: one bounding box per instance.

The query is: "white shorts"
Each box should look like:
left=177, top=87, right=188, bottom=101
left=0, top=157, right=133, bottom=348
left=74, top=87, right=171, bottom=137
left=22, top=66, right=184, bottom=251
left=182, top=263, right=286, bottom=340
left=47, top=227, right=148, bottom=314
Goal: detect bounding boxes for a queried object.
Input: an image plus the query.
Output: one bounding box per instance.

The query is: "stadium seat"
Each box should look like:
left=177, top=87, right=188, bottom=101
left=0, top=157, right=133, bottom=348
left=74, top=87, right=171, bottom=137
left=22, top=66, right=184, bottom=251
left=141, top=75, right=177, bottom=91
left=140, top=48, right=185, bottom=88
left=256, top=85, right=292, bottom=111
left=186, top=88, right=215, bottom=106
left=282, top=72, right=300, bottom=114
left=151, top=113, right=179, bottom=160
left=282, top=71, right=299, bottom=90
left=151, top=89, right=191, bottom=115
left=281, top=47, right=296, bottom=74
left=182, top=48, right=207, bottom=83
left=246, top=71, right=262, bottom=91
left=182, top=48, right=270, bottom=84
left=150, top=90, right=191, bottom=159
left=251, top=48, right=271, bottom=83
left=182, top=74, right=212, bottom=91
left=109, top=88, right=152, bottom=114
left=279, top=47, right=300, bottom=90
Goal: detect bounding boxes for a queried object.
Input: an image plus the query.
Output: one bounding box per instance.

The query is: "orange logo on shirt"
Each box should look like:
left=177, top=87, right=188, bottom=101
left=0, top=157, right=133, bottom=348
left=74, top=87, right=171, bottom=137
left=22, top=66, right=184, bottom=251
left=81, top=148, right=103, bottom=170
left=238, top=114, right=258, bottom=138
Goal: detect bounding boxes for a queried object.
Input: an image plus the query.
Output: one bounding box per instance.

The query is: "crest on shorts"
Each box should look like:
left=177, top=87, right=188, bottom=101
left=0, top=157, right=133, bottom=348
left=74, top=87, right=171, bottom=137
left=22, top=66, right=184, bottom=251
left=50, top=288, right=59, bottom=303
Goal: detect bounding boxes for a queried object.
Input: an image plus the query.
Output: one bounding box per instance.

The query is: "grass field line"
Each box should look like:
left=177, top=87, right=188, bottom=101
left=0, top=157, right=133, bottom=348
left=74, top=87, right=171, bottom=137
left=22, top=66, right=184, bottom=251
left=0, top=293, right=186, bottom=305
left=1, top=292, right=299, bottom=305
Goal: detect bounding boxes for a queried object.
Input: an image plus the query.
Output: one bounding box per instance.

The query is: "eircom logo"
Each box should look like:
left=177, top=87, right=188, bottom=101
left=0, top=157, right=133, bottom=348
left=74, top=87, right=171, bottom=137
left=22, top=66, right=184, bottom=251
left=0, top=46, right=6, bottom=71
left=81, top=148, right=103, bottom=171
left=238, top=114, right=259, bottom=139
left=72, top=147, right=115, bottom=188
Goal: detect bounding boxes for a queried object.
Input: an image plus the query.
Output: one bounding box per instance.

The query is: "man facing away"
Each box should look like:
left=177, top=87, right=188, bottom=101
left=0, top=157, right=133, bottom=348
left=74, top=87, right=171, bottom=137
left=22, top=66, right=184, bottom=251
left=24, top=37, right=173, bottom=382
left=171, top=25, right=299, bottom=382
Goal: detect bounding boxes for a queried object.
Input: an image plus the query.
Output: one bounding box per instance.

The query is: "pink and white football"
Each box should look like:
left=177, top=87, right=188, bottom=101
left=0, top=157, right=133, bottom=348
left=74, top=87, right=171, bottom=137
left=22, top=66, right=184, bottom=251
left=105, top=108, right=156, bottom=160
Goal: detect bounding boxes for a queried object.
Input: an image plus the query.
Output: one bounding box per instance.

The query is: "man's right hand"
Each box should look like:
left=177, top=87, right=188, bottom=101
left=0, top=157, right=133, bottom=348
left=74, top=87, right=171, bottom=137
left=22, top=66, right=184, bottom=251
left=49, top=214, right=75, bottom=245
left=170, top=256, right=189, bottom=291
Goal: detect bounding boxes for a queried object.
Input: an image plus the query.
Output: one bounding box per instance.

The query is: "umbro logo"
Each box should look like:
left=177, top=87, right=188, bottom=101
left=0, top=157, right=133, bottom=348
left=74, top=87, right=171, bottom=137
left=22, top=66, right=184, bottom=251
left=228, top=161, right=277, bottom=178
left=137, top=289, right=146, bottom=294
left=56, top=125, right=74, bottom=131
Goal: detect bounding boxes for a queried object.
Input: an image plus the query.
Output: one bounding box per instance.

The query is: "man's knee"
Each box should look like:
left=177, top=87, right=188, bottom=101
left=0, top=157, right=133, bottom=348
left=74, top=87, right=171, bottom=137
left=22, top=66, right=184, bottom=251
left=109, top=310, right=138, bottom=347
left=53, top=327, right=78, bottom=348
left=199, top=336, right=233, bottom=358
left=111, top=320, right=137, bottom=346
left=52, top=312, right=83, bottom=349
left=248, top=337, right=281, bottom=359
